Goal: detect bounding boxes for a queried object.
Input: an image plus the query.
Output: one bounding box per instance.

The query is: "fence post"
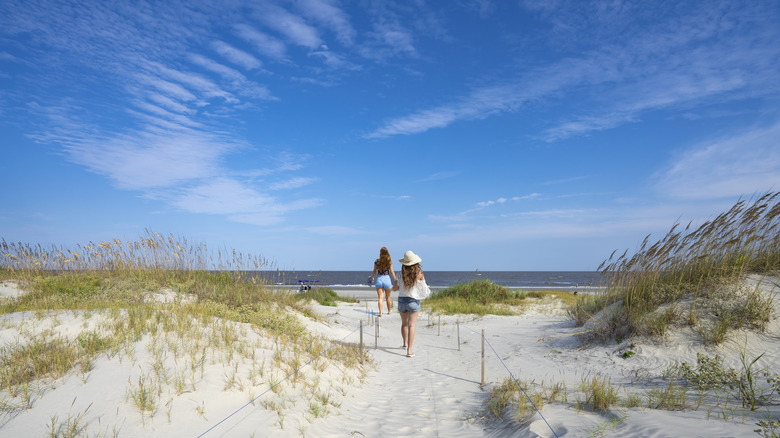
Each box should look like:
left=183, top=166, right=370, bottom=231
left=360, top=320, right=364, bottom=364
left=457, top=322, right=460, bottom=351
left=438, top=315, right=441, bottom=336
left=481, top=329, right=485, bottom=387
left=375, top=319, right=378, bottom=350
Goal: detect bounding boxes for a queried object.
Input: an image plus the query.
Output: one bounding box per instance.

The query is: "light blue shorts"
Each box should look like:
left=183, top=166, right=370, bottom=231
left=374, top=275, right=392, bottom=289
left=398, top=296, right=421, bottom=313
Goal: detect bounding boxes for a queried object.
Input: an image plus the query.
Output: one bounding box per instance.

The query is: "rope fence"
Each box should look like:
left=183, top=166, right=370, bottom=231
left=198, top=308, right=559, bottom=438
left=464, top=325, right=561, bottom=438
left=196, top=326, right=360, bottom=438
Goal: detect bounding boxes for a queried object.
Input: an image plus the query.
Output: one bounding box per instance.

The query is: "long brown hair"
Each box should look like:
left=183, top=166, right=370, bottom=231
left=377, top=247, right=392, bottom=271
left=402, top=263, right=422, bottom=289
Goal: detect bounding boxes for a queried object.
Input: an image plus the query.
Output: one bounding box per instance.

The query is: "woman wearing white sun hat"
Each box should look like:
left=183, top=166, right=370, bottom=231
left=392, top=250, right=431, bottom=358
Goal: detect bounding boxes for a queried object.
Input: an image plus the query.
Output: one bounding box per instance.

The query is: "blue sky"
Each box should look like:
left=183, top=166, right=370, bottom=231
left=1, top=0, right=779, bottom=271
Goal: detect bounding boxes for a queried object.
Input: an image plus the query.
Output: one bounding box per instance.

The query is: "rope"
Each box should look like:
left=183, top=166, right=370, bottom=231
left=196, top=325, right=361, bottom=438
left=465, top=326, right=560, bottom=438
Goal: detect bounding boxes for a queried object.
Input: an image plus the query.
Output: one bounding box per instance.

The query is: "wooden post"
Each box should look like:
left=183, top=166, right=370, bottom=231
left=360, top=320, right=364, bottom=364
left=375, top=320, right=378, bottom=350
left=457, top=322, right=460, bottom=351
left=438, top=315, right=441, bottom=336
left=481, top=329, right=485, bottom=387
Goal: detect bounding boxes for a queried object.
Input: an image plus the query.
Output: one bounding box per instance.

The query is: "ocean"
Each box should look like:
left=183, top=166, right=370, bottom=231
left=256, top=270, right=603, bottom=291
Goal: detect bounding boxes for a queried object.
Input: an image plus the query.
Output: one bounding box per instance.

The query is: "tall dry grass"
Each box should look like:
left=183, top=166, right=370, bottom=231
left=1, top=228, right=267, bottom=281
left=0, top=231, right=369, bottom=432
left=572, top=192, right=780, bottom=341
left=0, top=230, right=307, bottom=318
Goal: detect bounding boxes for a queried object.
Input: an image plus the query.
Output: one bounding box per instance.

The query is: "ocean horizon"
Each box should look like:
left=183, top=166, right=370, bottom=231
left=254, top=270, right=603, bottom=290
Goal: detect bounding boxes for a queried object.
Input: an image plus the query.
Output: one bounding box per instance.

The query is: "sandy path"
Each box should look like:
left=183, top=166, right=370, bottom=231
left=308, top=312, right=491, bottom=438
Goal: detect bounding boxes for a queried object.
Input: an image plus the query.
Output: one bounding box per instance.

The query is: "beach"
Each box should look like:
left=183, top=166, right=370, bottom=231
left=0, top=276, right=778, bottom=437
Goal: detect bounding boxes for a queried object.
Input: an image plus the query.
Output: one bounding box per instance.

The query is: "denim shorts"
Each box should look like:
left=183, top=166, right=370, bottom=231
left=374, top=275, right=392, bottom=289
left=397, top=296, right=421, bottom=313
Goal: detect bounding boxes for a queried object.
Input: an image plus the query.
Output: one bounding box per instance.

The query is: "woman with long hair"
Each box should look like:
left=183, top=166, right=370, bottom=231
left=392, top=250, right=430, bottom=358
left=369, top=247, right=396, bottom=317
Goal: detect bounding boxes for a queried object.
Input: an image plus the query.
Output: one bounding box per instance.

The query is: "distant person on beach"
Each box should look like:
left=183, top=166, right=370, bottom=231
left=369, top=247, right=396, bottom=317
left=392, top=250, right=430, bottom=358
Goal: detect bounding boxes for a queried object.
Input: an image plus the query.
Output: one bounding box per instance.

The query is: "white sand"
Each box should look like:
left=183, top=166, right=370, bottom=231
left=0, top=276, right=778, bottom=437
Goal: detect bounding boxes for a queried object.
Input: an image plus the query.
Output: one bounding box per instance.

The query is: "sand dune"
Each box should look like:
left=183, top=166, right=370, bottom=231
left=0, top=276, right=778, bottom=437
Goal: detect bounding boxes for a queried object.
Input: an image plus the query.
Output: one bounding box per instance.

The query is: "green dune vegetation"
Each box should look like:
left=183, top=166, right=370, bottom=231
left=571, top=191, right=780, bottom=344
left=425, top=280, right=578, bottom=316
left=480, top=193, right=780, bottom=433
left=0, top=232, right=367, bottom=430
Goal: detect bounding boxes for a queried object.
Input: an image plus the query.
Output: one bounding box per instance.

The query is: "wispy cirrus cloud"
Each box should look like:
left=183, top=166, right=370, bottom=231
left=429, top=193, right=543, bottom=223
left=254, top=3, right=322, bottom=49
left=476, top=194, right=541, bottom=208
left=1, top=0, right=326, bottom=227
left=234, top=24, right=288, bottom=60
left=416, top=171, right=458, bottom=182
left=367, top=1, right=780, bottom=141
left=169, top=178, right=323, bottom=226
left=211, top=41, right=263, bottom=70
left=187, top=54, right=273, bottom=100
left=295, top=0, right=356, bottom=46
left=654, top=121, right=780, bottom=200
left=269, top=177, right=318, bottom=190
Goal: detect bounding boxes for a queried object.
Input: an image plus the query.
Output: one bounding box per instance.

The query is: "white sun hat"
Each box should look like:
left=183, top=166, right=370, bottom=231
left=398, top=250, right=422, bottom=266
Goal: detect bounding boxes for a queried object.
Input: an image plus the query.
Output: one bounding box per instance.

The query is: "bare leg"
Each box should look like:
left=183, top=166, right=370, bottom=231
left=375, top=289, right=384, bottom=315
left=406, top=311, right=419, bottom=356
left=384, top=288, right=392, bottom=313
left=400, top=312, right=409, bottom=347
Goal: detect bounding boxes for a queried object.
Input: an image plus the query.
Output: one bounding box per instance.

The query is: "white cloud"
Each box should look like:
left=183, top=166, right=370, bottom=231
left=416, top=171, right=458, bottom=182
left=655, top=121, right=780, bottom=199
left=269, top=177, right=317, bottom=190
left=1, top=0, right=325, bottom=230
left=188, top=54, right=273, bottom=100
left=373, top=21, right=416, bottom=56
left=294, top=0, right=355, bottom=46
left=211, top=40, right=262, bottom=70
left=136, top=75, right=199, bottom=103
left=234, top=24, right=288, bottom=60
left=173, top=178, right=277, bottom=215
left=60, top=130, right=231, bottom=190
left=146, top=92, right=194, bottom=115
left=367, top=2, right=780, bottom=140
left=169, top=178, right=324, bottom=226
left=256, top=4, right=321, bottom=49
left=475, top=193, right=541, bottom=209
left=131, top=100, right=201, bottom=128
left=309, top=49, right=361, bottom=70
left=366, top=84, right=523, bottom=138
left=148, top=62, right=239, bottom=104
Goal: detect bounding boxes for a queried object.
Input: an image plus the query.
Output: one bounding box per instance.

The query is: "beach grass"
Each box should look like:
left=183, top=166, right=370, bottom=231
left=296, top=287, right=357, bottom=307
left=571, top=191, right=780, bottom=342
left=0, top=231, right=369, bottom=430
left=426, top=280, right=577, bottom=315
